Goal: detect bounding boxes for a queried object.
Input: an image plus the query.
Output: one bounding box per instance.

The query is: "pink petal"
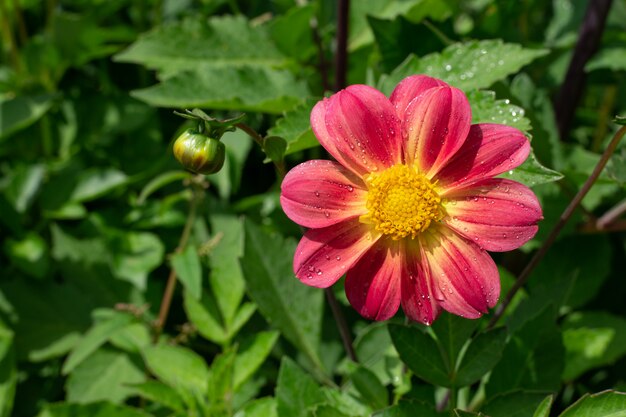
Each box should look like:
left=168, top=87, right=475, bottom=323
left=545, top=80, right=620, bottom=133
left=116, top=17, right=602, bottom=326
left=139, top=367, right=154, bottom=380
left=280, top=160, right=367, bottom=228
left=293, top=218, right=380, bottom=288
left=345, top=239, right=402, bottom=320
left=436, top=123, right=530, bottom=192
left=311, top=85, right=402, bottom=176
left=402, top=86, right=472, bottom=177
left=420, top=226, right=500, bottom=319
left=399, top=239, right=441, bottom=325
left=389, top=75, right=447, bottom=121
left=442, top=178, right=542, bottom=252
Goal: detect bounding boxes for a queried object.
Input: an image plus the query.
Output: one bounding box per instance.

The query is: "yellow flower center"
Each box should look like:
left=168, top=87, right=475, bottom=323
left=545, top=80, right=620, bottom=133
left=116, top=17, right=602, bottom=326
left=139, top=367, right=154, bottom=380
left=360, top=164, right=444, bottom=240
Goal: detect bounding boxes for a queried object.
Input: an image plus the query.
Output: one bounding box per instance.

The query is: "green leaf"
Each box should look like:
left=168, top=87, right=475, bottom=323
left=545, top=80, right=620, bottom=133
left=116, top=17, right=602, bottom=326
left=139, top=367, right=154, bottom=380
left=586, top=47, right=626, bottom=72
left=136, top=170, right=191, bottom=205
left=268, top=5, right=315, bottom=61
left=0, top=322, right=16, bottom=417
left=114, top=16, right=288, bottom=76
left=388, top=323, right=450, bottom=387
left=3, top=163, right=45, bottom=213
left=276, top=358, right=326, bottom=417
left=0, top=94, right=54, bottom=139
left=4, top=232, right=50, bottom=279
left=352, top=323, right=401, bottom=386
left=348, top=364, right=389, bottom=410
left=233, top=331, right=279, bottom=390
left=109, top=323, right=151, bottom=354
left=532, top=395, right=553, bottom=417
left=62, top=311, right=134, bottom=374
left=212, top=129, right=253, bottom=199
left=482, top=391, right=550, bottom=417
left=467, top=90, right=532, bottom=133
left=37, top=402, right=153, bottom=417
left=500, top=152, right=564, bottom=187
left=0, top=279, right=92, bottom=362
left=208, top=214, right=245, bottom=327
left=234, top=397, right=277, bottom=417
left=267, top=98, right=319, bottom=156
left=69, top=168, right=128, bottom=203
left=373, top=400, right=439, bottom=417
left=263, top=136, right=287, bottom=164
left=562, top=311, right=626, bottom=381
left=184, top=290, right=228, bottom=344
left=132, top=380, right=186, bottom=412
left=240, top=220, right=325, bottom=373
left=65, top=348, right=145, bottom=404
left=349, top=0, right=445, bottom=51
left=207, top=348, right=236, bottom=408
left=454, top=411, right=484, bottom=417
left=109, top=231, right=165, bottom=291
left=379, top=40, right=548, bottom=94
left=487, top=307, right=564, bottom=398
left=559, top=391, right=626, bottom=417
left=130, top=66, right=309, bottom=114
left=528, top=235, right=611, bottom=309
left=455, top=327, right=507, bottom=387
left=171, top=244, right=202, bottom=300
left=142, top=344, right=209, bottom=396
left=614, top=115, right=626, bottom=127
left=431, top=312, right=479, bottom=373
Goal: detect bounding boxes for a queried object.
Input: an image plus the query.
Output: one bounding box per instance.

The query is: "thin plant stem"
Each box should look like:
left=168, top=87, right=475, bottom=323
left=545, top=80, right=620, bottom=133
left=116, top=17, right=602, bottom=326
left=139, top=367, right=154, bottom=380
left=153, top=186, right=201, bottom=343
left=487, top=125, right=626, bottom=329
left=325, top=288, right=357, bottom=362
left=554, top=0, right=613, bottom=140
left=0, top=0, right=21, bottom=71
left=9, top=0, right=27, bottom=44
left=334, top=0, right=349, bottom=91
left=235, top=122, right=286, bottom=179
left=311, top=15, right=331, bottom=92
left=597, top=198, right=626, bottom=229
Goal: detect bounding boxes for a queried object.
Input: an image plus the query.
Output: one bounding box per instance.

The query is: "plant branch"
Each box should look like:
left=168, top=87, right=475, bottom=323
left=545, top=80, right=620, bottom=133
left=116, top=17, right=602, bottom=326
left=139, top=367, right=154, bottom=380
left=235, top=122, right=286, bottom=179
left=153, top=185, right=201, bottom=343
left=597, top=198, right=626, bottom=229
left=334, top=0, right=349, bottom=91
left=554, top=0, right=613, bottom=140
left=487, top=125, right=626, bottom=329
left=311, top=15, right=331, bottom=93
left=325, top=288, right=357, bottom=362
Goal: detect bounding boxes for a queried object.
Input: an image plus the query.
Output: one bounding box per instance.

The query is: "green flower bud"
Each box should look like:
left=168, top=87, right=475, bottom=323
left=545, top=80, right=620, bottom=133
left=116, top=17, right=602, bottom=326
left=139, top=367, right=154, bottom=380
left=173, top=129, right=225, bottom=174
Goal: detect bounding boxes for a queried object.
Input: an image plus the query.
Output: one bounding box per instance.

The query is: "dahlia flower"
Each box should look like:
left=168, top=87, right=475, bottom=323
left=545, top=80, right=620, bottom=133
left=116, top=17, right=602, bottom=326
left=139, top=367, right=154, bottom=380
left=280, top=75, right=542, bottom=324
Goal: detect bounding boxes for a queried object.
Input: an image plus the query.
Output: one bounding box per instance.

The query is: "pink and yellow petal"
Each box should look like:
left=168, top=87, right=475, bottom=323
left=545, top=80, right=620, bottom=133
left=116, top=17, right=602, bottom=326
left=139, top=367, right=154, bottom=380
left=389, top=75, right=447, bottom=121
left=294, top=218, right=380, bottom=288
left=402, top=86, right=472, bottom=177
left=420, top=226, right=500, bottom=318
left=436, top=123, right=530, bottom=192
left=399, top=239, right=441, bottom=325
left=345, top=240, right=402, bottom=321
left=280, top=160, right=367, bottom=229
left=311, top=85, right=403, bottom=176
left=443, top=178, right=542, bottom=251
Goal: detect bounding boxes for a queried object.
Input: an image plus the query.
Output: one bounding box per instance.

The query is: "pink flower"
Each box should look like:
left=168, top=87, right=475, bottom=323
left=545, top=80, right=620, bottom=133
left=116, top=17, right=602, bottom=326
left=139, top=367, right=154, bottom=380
left=280, top=75, right=542, bottom=324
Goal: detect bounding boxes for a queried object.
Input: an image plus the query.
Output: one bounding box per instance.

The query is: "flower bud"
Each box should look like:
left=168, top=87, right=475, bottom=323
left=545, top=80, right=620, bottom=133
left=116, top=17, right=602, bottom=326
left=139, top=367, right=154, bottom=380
left=173, top=129, right=225, bottom=174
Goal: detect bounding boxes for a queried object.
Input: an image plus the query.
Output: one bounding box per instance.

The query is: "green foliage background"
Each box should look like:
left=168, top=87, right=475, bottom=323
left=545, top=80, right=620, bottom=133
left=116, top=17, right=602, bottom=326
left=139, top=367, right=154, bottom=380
left=1, top=0, right=626, bottom=416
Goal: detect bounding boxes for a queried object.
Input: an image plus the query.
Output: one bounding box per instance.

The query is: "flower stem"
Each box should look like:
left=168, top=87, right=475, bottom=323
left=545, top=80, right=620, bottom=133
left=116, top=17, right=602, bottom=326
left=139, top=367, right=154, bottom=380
left=325, top=288, right=357, bottom=362
left=334, top=0, right=350, bottom=91
left=235, top=122, right=287, bottom=179
left=554, top=0, right=613, bottom=140
left=153, top=185, right=201, bottom=343
left=487, top=125, right=626, bottom=329
left=596, top=198, right=626, bottom=229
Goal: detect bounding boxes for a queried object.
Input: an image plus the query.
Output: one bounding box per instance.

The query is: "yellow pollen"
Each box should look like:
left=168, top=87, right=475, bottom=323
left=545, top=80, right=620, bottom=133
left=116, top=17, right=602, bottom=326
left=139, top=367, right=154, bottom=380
left=360, top=164, right=444, bottom=240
